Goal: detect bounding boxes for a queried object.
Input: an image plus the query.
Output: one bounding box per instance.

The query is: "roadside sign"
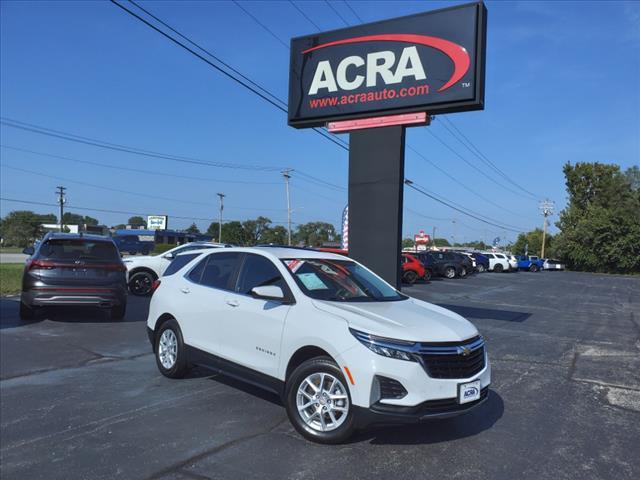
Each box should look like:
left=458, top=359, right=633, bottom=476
left=288, top=2, right=487, bottom=128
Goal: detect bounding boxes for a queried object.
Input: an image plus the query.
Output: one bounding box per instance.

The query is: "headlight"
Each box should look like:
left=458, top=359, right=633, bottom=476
left=349, top=328, right=417, bottom=362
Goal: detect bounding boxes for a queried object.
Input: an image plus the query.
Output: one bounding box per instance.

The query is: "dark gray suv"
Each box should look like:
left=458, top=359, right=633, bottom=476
left=20, top=233, right=127, bottom=320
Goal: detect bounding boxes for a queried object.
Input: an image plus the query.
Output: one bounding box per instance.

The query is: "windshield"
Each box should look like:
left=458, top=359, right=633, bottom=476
left=282, top=258, right=407, bottom=302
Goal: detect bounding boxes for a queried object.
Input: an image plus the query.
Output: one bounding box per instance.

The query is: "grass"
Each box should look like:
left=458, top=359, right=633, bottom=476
left=0, top=247, right=24, bottom=254
left=0, top=264, right=23, bottom=296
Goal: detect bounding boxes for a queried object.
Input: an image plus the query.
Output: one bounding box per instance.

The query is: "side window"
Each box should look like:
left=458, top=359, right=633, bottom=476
left=164, top=253, right=200, bottom=276
left=236, top=254, right=285, bottom=295
left=187, top=257, right=207, bottom=283
left=199, top=252, right=241, bottom=291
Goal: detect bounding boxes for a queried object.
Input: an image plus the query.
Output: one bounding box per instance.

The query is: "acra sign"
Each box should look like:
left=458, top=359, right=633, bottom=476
left=288, top=2, right=486, bottom=128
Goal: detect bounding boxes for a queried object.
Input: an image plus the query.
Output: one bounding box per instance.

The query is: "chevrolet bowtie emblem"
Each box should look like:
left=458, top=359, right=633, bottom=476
left=460, top=347, right=471, bottom=356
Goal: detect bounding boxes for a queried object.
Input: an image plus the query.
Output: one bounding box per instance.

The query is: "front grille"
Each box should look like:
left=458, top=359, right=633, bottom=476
left=418, top=336, right=486, bottom=379
left=377, top=376, right=408, bottom=399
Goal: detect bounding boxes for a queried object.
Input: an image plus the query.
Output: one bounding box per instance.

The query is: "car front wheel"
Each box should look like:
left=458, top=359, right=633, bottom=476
left=402, top=270, right=418, bottom=285
left=477, top=264, right=486, bottom=273
left=285, top=357, right=355, bottom=444
left=529, top=264, right=538, bottom=272
left=494, top=264, right=504, bottom=273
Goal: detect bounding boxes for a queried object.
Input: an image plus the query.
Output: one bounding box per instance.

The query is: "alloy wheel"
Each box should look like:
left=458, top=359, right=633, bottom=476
left=296, top=372, right=349, bottom=432
left=158, top=329, right=178, bottom=369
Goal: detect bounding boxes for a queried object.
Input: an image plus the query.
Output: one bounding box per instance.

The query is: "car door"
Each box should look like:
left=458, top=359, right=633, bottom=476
left=220, top=253, right=293, bottom=378
left=175, top=251, right=242, bottom=355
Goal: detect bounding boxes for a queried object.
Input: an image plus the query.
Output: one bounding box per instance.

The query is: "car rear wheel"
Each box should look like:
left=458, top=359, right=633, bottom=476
left=402, top=270, right=418, bottom=285
left=128, top=271, right=156, bottom=296
left=460, top=267, right=467, bottom=277
left=155, top=319, right=189, bottom=379
left=285, top=357, right=355, bottom=444
left=110, top=304, right=126, bottom=320
left=529, top=264, right=538, bottom=272
left=494, top=264, right=504, bottom=273
left=19, top=301, right=36, bottom=320
left=444, top=266, right=456, bottom=279
left=423, top=269, right=432, bottom=281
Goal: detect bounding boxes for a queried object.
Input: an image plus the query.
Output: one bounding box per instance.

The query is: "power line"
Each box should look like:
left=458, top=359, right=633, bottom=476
left=232, top=0, right=289, bottom=49
left=343, top=1, right=365, bottom=23
left=0, top=145, right=281, bottom=186
left=0, top=163, right=287, bottom=212
left=439, top=116, right=538, bottom=199
left=288, top=1, right=322, bottom=31
left=0, top=117, right=281, bottom=171
left=0, top=197, right=293, bottom=225
left=324, top=0, right=350, bottom=26
left=404, top=180, right=525, bottom=233
left=115, top=0, right=349, bottom=152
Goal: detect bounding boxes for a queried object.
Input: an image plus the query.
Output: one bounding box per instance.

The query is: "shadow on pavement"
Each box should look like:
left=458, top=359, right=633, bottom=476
left=437, top=303, right=531, bottom=322
left=0, top=296, right=149, bottom=329
left=356, top=390, right=504, bottom=445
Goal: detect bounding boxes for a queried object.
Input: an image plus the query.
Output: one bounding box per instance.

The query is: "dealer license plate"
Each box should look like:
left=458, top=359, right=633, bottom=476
left=459, top=380, right=481, bottom=404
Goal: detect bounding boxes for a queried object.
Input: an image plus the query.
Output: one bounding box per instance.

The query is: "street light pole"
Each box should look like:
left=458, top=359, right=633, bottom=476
left=216, top=193, right=225, bottom=243
left=56, top=186, right=66, bottom=232
left=282, top=169, right=293, bottom=245
left=539, top=199, right=555, bottom=258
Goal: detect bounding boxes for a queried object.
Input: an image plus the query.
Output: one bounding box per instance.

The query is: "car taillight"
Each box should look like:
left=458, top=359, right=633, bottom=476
left=151, top=280, right=161, bottom=295
left=101, top=263, right=127, bottom=272
left=27, top=260, right=57, bottom=271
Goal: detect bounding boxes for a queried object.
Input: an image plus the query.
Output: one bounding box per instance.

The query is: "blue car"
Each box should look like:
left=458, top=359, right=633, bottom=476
left=112, top=234, right=155, bottom=256
left=517, top=255, right=544, bottom=272
left=470, top=252, right=490, bottom=273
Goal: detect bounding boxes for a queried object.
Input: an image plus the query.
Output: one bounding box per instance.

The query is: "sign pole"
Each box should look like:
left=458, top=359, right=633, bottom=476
left=348, top=125, right=405, bottom=289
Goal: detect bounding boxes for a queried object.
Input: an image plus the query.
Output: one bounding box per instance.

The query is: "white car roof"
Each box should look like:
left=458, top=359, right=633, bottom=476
left=206, top=246, right=349, bottom=261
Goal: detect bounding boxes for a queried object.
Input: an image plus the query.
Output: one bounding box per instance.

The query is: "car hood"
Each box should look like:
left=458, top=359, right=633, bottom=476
left=122, top=255, right=155, bottom=267
left=312, top=297, right=478, bottom=343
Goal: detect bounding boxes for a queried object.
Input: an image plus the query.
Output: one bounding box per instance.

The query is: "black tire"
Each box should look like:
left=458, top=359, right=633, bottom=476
left=110, top=304, right=126, bottom=320
left=155, top=319, right=189, bottom=379
left=460, top=267, right=467, bottom=277
left=19, top=301, right=35, bottom=320
left=129, top=251, right=137, bottom=256
left=477, top=264, right=486, bottom=273
left=423, top=268, right=432, bottom=282
left=128, top=271, right=156, bottom=296
left=142, top=249, right=150, bottom=256
left=494, top=264, right=504, bottom=273
left=444, top=266, right=456, bottom=279
left=402, top=270, right=418, bottom=285
left=529, top=264, right=538, bottom=272
left=285, top=357, right=355, bottom=444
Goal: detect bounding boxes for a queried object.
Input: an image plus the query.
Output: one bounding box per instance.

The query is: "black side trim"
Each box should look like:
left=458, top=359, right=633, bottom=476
left=185, top=345, right=285, bottom=398
left=147, top=327, right=154, bottom=350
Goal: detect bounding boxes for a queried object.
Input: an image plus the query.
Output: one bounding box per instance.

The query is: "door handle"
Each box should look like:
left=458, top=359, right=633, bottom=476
left=180, top=287, right=190, bottom=294
left=226, top=299, right=239, bottom=307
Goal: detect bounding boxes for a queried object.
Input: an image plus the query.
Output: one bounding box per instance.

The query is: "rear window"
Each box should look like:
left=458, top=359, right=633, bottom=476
left=164, top=253, right=200, bottom=276
left=39, top=239, right=120, bottom=262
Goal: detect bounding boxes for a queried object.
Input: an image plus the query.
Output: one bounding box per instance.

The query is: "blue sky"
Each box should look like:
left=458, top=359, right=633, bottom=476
left=1, top=0, right=638, bottom=245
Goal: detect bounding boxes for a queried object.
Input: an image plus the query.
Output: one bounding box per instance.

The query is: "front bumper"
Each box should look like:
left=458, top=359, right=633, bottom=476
left=24, top=286, right=126, bottom=308
left=338, top=343, right=491, bottom=420
left=355, top=386, right=489, bottom=426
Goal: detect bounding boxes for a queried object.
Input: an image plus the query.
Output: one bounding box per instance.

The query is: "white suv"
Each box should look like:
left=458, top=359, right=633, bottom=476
left=124, top=242, right=227, bottom=295
left=146, top=247, right=491, bottom=443
left=482, top=252, right=511, bottom=273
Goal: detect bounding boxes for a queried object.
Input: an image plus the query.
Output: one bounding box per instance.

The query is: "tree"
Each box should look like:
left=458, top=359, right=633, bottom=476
left=294, top=222, right=338, bottom=247
left=511, top=229, right=551, bottom=257
left=128, top=216, right=146, bottom=228
left=113, top=224, right=127, bottom=230
left=554, top=162, right=640, bottom=273
left=62, top=212, right=85, bottom=226
left=455, top=240, right=490, bottom=250
left=261, top=225, right=288, bottom=245
left=433, top=238, right=451, bottom=247
left=0, top=210, right=56, bottom=247
left=83, top=215, right=99, bottom=226
left=185, top=222, right=200, bottom=234
left=402, top=238, right=415, bottom=249
left=242, top=216, right=272, bottom=245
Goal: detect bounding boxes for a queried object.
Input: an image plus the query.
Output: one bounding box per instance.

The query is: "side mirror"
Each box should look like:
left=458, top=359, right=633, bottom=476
left=23, top=246, right=35, bottom=255
left=163, top=252, right=175, bottom=260
left=250, top=285, right=285, bottom=302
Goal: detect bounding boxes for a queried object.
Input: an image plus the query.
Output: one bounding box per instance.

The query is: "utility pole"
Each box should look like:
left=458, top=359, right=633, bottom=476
left=432, top=226, right=436, bottom=249
left=282, top=169, right=293, bottom=245
left=56, top=186, right=66, bottom=232
left=216, top=193, right=225, bottom=243
left=539, top=199, right=555, bottom=258
left=452, top=218, right=457, bottom=246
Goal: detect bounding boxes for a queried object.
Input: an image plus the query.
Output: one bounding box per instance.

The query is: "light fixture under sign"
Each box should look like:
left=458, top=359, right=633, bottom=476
left=327, top=112, right=430, bottom=133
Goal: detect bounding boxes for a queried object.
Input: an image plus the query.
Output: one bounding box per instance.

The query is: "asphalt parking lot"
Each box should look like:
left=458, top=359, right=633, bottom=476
left=1, top=271, right=639, bottom=480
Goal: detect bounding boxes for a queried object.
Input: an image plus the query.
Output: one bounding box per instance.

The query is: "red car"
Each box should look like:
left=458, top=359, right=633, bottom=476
left=401, top=253, right=427, bottom=284
left=316, top=249, right=427, bottom=285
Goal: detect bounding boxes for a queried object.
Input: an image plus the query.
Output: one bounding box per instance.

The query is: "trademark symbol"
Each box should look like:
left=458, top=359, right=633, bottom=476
left=462, top=82, right=471, bottom=88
